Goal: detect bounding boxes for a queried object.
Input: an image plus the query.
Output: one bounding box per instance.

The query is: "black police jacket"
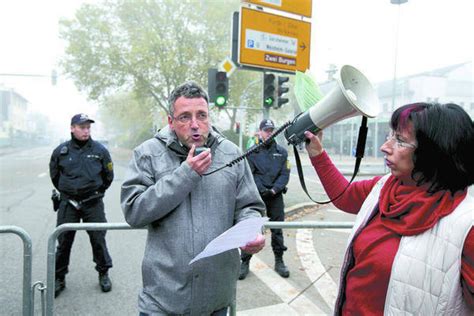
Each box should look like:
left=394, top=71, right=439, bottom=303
left=49, top=137, right=114, bottom=199
left=247, top=139, right=290, bottom=195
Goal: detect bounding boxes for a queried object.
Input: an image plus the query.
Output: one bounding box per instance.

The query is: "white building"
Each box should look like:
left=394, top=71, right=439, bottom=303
left=377, top=61, right=473, bottom=117
left=0, top=85, right=29, bottom=147
left=321, top=61, right=473, bottom=158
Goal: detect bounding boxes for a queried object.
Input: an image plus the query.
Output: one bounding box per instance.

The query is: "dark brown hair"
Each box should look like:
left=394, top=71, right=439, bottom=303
left=390, top=102, right=474, bottom=193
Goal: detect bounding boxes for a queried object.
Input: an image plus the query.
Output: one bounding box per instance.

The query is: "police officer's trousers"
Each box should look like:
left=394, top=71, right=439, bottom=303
left=55, top=198, right=113, bottom=279
left=241, top=192, right=287, bottom=262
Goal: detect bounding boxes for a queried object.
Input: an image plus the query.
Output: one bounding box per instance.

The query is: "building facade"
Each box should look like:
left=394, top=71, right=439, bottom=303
left=320, top=61, right=473, bottom=158
left=0, top=85, right=29, bottom=147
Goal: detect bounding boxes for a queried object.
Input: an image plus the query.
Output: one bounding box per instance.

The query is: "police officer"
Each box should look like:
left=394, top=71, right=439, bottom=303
left=239, top=119, right=291, bottom=280
left=49, top=113, right=114, bottom=297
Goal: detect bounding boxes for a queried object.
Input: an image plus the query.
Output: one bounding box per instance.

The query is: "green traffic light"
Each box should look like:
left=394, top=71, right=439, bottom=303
left=215, top=95, right=227, bottom=107
left=264, top=97, right=274, bottom=106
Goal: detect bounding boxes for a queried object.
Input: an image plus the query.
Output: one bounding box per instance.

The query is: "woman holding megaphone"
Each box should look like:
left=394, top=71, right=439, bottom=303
left=304, top=102, right=474, bottom=315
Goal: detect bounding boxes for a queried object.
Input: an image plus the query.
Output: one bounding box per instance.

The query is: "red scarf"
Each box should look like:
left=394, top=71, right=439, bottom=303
left=379, top=176, right=467, bottom=236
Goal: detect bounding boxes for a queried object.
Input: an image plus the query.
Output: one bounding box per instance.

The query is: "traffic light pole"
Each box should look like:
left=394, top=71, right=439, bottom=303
left=263, top=107, right=270, bottom=119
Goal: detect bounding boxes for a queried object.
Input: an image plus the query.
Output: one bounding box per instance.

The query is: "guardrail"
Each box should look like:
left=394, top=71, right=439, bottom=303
left=265, top=221, right=354, bottom=229
left=46, top=221, right=353, bottom=316
left=4, top=221, right=354, bottom=315
left=0, top=225, right=33, bottom=316
left=45, top=223, right=145, bottom=316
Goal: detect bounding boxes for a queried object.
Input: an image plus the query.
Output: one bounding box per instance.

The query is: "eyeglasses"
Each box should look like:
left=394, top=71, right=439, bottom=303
left=385, top=131, right=417, bottom=149
left=173, top=112, right=208, bottom=124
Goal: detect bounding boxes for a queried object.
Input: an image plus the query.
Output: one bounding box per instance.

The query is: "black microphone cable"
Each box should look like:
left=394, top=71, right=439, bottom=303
left=203, top=120, right=292, bottom=176
left=293, top=116, right=368, bottom=204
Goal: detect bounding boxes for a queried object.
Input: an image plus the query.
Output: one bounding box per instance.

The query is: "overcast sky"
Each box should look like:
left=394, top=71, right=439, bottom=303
left=312, top=0, right=473, bottom=82
left=0, top=0, right=472, bottom=134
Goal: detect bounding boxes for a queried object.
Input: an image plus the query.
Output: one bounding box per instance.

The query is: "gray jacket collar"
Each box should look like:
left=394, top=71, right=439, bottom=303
left=154, top=125, right=224, bottom=159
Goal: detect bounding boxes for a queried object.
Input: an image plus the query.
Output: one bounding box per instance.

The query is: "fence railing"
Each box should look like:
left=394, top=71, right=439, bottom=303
left=4, top=221, right=354, bottom=316
left=264, top=221, right=354, bottom=229
left=0, top=225, right=33, bottom=316
left=45, top=223, right=146, bottom=316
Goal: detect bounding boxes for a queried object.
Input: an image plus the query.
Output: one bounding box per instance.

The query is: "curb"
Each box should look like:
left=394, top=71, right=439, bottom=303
left=284, top=202, right=320, bottom=219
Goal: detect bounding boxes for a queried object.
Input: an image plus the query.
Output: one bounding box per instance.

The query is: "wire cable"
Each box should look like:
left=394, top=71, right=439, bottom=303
left=203, top=120, right=293, bottom=176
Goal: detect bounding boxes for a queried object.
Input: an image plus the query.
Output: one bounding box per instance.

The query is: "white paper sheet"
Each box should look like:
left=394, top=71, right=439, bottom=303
left=189, top=217, right=268, bottom=265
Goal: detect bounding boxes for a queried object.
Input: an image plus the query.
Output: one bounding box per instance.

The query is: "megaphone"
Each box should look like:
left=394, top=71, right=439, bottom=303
left=284, top=65, right=380, bottom=145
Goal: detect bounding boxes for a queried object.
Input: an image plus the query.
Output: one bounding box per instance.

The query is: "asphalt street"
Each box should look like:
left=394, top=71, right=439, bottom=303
left=0, top=144, right=385, bottom=315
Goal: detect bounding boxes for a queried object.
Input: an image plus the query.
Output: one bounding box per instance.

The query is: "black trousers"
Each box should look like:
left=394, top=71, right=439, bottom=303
left=55, top=198, right=113, bottom=279
left=241, top=193, right=287, bottom=262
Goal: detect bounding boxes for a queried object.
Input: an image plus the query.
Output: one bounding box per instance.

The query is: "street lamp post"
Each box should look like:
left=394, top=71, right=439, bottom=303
left=390, top=0, right=408, bottom=111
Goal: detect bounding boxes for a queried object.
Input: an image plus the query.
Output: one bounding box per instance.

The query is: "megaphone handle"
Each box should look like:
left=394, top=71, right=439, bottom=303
left=294, top=145, right=333, bottom=205
left=355, top=117, right=368, bottom=159
left=293, top=116, right=368, bottom=204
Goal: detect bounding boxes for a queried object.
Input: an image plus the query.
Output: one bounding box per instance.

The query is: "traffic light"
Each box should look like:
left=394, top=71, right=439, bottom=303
left=263, top=73, right=276, bottom=108
left=277, top=76, right=290, bottom=108
left=208, top=68, right=229, bottom=108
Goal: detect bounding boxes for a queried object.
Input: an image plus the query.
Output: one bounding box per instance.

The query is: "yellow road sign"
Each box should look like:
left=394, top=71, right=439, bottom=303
left=239, top=7, right=311, bottom=73
left=243, top=0, right=312, bottom=18
left=218, top=57, right=237, bottom=77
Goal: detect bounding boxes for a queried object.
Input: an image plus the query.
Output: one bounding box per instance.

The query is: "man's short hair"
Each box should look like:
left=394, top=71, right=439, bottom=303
left=168, top=81, right=209, bottom=117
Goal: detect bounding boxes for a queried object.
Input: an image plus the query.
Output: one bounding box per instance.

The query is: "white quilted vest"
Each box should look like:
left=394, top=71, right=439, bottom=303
left=340, top=175, right=473, bottom=315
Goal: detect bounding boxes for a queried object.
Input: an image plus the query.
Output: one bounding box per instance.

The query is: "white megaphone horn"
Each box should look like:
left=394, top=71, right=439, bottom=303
left=284, top=65, right=380, bottom=145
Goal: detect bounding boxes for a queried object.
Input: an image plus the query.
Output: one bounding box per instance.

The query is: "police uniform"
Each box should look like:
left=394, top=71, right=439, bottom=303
left=49, top=114, right=114, bottom=296
left=240, top=119, right=291, bottom=279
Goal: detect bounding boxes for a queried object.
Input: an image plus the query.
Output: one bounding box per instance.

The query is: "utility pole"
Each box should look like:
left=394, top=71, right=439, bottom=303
left=390, top=0, right=408, bottom=111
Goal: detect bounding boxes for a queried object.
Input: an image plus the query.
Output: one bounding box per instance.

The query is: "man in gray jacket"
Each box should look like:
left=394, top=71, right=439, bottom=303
left=121, top=81, right=266, bottom=316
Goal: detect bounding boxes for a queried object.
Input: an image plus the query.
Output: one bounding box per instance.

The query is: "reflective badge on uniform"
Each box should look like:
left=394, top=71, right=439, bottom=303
left=107, top=162, right=113, bottom=171
left=286, top=160, right=291, bottom=170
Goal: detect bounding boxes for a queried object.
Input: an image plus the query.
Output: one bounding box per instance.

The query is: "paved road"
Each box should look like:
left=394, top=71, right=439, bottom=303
left=235, top=205, right=355, bottom=314
left=1, top=146, right=144, bottom=315
left=0, top=145, right=386, bottom=315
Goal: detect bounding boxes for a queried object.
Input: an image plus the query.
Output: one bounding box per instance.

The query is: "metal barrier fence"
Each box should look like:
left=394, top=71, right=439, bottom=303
left=4, top=221, right=354, bottom=315
left=45, top=223, right=145, bottom=316
left=264, top=221, right=354, bottom=230
left=45, top=221, right=354, bottom=316
left=0, top=225, right=33, bottom=316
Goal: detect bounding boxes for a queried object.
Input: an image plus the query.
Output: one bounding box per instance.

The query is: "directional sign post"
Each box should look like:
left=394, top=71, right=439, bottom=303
left=238, top=6, right=311, bottom=73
